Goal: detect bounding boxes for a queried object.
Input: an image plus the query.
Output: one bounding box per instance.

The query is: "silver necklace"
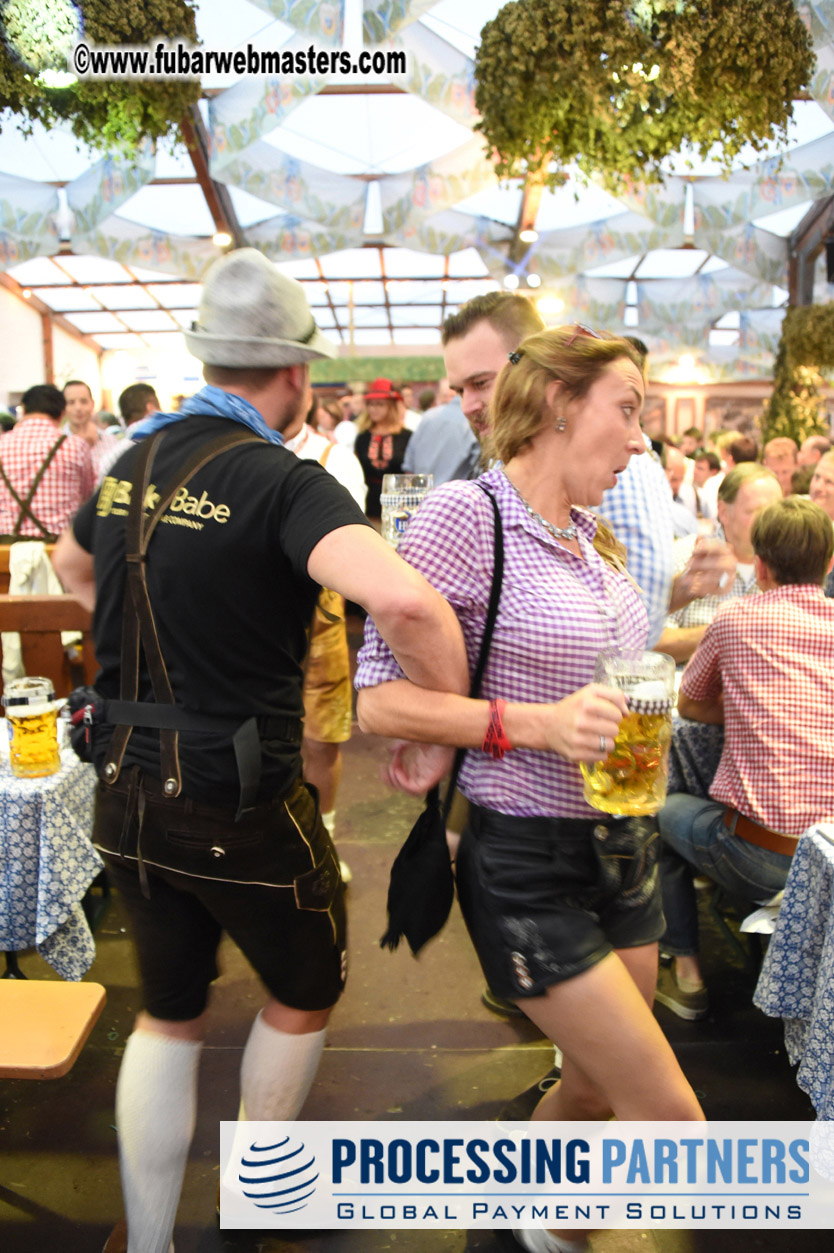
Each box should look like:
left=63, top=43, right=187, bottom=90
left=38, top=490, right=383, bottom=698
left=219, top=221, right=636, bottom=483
left=503, top=472, right=578, bottom=541
left=502, top=470, right=620, bottom=647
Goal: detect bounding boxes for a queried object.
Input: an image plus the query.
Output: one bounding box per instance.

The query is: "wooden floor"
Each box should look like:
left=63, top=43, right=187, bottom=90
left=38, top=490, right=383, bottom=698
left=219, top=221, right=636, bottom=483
left=0, top=657, right=826, bottom=1252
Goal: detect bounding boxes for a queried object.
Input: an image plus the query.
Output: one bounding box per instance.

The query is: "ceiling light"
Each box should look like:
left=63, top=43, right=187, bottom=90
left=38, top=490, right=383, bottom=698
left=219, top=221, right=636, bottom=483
left=519, top=229, right=538, bottom=243
left=661, top=353, right=709, bottom=385
left=21, top=289, right=32, bottom=299
left=503, top=273, right=520, bottom=290
left=212, top=231, right=232, bottom=248
left=526, top=273, right=542, bottom=288
left=537, top=295, right=565, bottom=315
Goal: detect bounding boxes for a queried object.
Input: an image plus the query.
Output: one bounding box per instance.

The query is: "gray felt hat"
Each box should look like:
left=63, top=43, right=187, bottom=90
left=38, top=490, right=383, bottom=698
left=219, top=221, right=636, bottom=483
left=184, top=248, right=336, bottom=366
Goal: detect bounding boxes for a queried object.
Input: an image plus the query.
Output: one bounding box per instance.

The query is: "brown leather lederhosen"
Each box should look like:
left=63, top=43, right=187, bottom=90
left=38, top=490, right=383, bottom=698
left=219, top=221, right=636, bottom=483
left=0, top=432, right=67, bottom=542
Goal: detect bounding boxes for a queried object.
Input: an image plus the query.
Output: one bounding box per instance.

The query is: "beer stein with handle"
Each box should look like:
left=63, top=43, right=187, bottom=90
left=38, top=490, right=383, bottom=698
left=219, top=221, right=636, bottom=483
left=580, top=649, right=675, bottom=816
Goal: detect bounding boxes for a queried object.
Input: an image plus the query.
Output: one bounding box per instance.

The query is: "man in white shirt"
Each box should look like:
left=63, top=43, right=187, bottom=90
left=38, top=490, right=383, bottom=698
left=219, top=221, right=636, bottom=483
left=96, top=384, right=160, bottom=482
left=63, top=379, right=121, bottom=477
left=664, top=445, right=699, bottom=538
left=399, top=384, right=423, bottom=432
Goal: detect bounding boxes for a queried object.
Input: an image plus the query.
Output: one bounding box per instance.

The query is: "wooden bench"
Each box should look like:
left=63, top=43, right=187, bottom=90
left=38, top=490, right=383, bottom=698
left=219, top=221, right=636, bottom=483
left=0, top=592, right=97, bottom=697
left=0, top=980, right=106, bottom=1079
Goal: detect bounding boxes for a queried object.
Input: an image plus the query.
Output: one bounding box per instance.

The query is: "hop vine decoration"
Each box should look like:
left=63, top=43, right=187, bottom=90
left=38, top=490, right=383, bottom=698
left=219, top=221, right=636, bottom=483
left=761, top=306, right=834, bottom=446
left=474, top=0, right=815, bottom=191
left=0, top=0, right=201, bottom=150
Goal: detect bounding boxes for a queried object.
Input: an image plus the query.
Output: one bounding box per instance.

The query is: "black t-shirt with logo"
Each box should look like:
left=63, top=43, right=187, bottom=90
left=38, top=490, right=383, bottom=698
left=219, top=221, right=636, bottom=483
left=73, top=416, right=369, bottom=805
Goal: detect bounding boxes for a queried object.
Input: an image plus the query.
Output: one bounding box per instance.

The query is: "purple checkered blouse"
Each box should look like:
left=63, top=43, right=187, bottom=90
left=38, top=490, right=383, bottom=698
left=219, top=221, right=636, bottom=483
left=355, top=466, right=649, bottom=818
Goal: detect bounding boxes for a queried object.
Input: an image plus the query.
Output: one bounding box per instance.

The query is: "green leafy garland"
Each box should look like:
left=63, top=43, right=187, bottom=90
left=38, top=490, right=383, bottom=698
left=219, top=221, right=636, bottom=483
left=474, top=0, right=815, bottom=191
left=761, top=306, right=834, bottom=444
left=0, top=0, right=201, bottom=149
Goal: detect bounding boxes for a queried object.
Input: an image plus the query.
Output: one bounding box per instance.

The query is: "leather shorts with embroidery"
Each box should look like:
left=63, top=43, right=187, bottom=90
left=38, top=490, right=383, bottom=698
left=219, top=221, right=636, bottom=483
left=93, top=767, right=346, bottom=1017
left=455, top=804, right=665, bottom=1001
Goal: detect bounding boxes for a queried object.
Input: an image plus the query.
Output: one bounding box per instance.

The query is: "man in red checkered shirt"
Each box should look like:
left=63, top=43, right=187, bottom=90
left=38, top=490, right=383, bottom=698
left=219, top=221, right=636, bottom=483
left=656, top=496, right=834, bottom=1020
left=0, top=384, right=95, bottom=541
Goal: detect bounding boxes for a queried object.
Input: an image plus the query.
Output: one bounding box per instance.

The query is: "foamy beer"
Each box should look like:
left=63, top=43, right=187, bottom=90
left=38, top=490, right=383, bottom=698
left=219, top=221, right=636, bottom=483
left=581, top=649, right=675, bottom=816
left=2, top=676, right=61, bottom=778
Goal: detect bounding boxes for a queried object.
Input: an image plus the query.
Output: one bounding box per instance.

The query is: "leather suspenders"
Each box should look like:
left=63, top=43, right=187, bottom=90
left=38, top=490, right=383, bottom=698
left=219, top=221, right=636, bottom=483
left=101, top=426, right=301, bottom=821
left=0, top=432, right=67, bottom=540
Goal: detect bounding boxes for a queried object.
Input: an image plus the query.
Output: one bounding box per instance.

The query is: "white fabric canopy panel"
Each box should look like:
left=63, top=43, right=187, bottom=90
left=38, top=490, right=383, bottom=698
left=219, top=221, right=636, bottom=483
left=2, top=0, right=834, bottom=375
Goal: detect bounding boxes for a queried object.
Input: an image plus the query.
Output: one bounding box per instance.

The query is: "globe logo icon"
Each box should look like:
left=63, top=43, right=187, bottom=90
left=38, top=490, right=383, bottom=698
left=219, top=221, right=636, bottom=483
left=236, top=1134, right=319, bottom=1214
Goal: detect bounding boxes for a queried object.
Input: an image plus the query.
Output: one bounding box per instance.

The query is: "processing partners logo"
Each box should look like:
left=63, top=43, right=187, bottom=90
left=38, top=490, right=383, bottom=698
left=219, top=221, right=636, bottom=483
left=230, top=1131, right=318, bottom=1216
left=220, top=1120, right=834, bottom=1231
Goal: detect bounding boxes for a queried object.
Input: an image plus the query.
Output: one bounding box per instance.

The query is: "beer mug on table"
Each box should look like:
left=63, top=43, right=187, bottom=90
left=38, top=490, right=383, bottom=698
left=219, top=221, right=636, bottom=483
left=380, top=474, right=433, bottom=549
left=580, top=649, right=675, bottom=816
left=2, top=676, right=61, bottom=778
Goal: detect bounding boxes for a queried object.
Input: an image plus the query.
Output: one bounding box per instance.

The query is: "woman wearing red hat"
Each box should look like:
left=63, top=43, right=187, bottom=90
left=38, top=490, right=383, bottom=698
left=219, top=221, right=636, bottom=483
left=354, top=378, right=412, bottom=520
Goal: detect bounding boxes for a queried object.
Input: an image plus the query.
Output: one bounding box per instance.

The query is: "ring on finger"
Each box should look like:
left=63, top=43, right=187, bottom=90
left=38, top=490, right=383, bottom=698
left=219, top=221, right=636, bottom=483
left=599, top=734, right=607, bottom=755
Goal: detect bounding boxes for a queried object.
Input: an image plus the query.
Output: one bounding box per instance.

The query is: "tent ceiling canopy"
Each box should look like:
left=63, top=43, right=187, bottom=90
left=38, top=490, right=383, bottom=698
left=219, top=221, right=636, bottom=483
left=2, top=0, right=834, bottom=380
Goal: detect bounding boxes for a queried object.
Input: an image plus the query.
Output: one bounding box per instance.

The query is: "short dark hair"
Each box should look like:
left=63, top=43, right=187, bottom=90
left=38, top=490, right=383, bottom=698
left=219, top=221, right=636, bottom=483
left=119, top=383, right=160, bottom=423
left=441, top=291, right=544, bottom=349
left=21, top=384, right=65, bottom=419
left=62, top=379, right=93, bottom=399
left=683, top=426, right=703, bottom=441
left=752, top=496, right=834, bottom=586
left=203, top=365, right=281, bottom=390
left=418, top=388, right=436, bottom=411
left=791, top=464, right=815, bottom=495
left=727, top=435, right=758, bottom=463
left=695, top=449, right=721, bottom=472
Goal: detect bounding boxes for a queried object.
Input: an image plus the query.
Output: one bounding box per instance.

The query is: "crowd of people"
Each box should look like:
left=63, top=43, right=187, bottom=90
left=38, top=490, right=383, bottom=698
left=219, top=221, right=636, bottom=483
left=2, top=253, right=833, bottom=1253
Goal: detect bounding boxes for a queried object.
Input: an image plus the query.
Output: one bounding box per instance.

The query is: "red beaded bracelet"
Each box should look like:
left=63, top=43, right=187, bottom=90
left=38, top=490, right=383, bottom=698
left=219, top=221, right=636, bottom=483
left=482, top=698, right=513, bottom=760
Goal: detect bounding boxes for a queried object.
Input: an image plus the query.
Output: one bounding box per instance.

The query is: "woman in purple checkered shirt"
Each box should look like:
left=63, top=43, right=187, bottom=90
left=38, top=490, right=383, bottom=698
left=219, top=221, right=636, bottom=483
left=357, top=327, right=703, bottom=1242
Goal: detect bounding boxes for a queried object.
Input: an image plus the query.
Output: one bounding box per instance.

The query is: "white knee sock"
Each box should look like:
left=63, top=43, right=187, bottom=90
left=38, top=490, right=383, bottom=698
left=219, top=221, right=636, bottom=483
left=224, top=1015, right=328, bottom=1201
left=116, top=1030, right=202, bottom=1253
left=239, top=1011, right=327, bottom=1121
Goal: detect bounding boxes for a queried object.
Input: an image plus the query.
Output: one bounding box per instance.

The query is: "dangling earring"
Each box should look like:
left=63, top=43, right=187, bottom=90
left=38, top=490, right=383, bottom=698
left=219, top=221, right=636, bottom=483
left=554, top=413, right=566, bottom=432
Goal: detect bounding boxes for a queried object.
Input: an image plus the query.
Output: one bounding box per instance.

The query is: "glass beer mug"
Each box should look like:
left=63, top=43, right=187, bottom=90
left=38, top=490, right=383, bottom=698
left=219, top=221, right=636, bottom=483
left=380, top=474, right=433, bottom=549
left=580, top=649, right=675, bottom=817
left=2, top=676, right=61, bottom=778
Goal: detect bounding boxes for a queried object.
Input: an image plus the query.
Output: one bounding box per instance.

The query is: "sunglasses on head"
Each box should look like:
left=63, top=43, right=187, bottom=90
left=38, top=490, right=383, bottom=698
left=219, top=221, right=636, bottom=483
left=508, top=323, right=602, bottom=366
left=566, top=322, right=603, bottom=347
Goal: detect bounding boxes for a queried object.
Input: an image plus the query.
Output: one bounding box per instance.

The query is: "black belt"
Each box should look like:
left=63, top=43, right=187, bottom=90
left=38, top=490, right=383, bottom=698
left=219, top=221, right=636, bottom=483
left=101, top=701, right=302, bottom=822
left=103, top=701, right=301, bottom=743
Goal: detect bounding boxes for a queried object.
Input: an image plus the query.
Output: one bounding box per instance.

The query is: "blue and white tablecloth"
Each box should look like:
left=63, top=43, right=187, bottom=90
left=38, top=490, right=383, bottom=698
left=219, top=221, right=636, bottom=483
left=667, top=714, right=724, bottom=799
left=754, top=824, right=834, bottom=1120
left=0, top=747, right=102, bottom=979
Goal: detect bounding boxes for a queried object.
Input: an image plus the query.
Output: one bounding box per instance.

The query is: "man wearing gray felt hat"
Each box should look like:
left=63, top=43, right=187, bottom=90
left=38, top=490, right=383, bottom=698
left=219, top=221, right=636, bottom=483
left=53, top=245, right=468, bottom=1253
left=184, top=247, right=336, bottom=368
left=118, top=246, right=336, bottom=449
